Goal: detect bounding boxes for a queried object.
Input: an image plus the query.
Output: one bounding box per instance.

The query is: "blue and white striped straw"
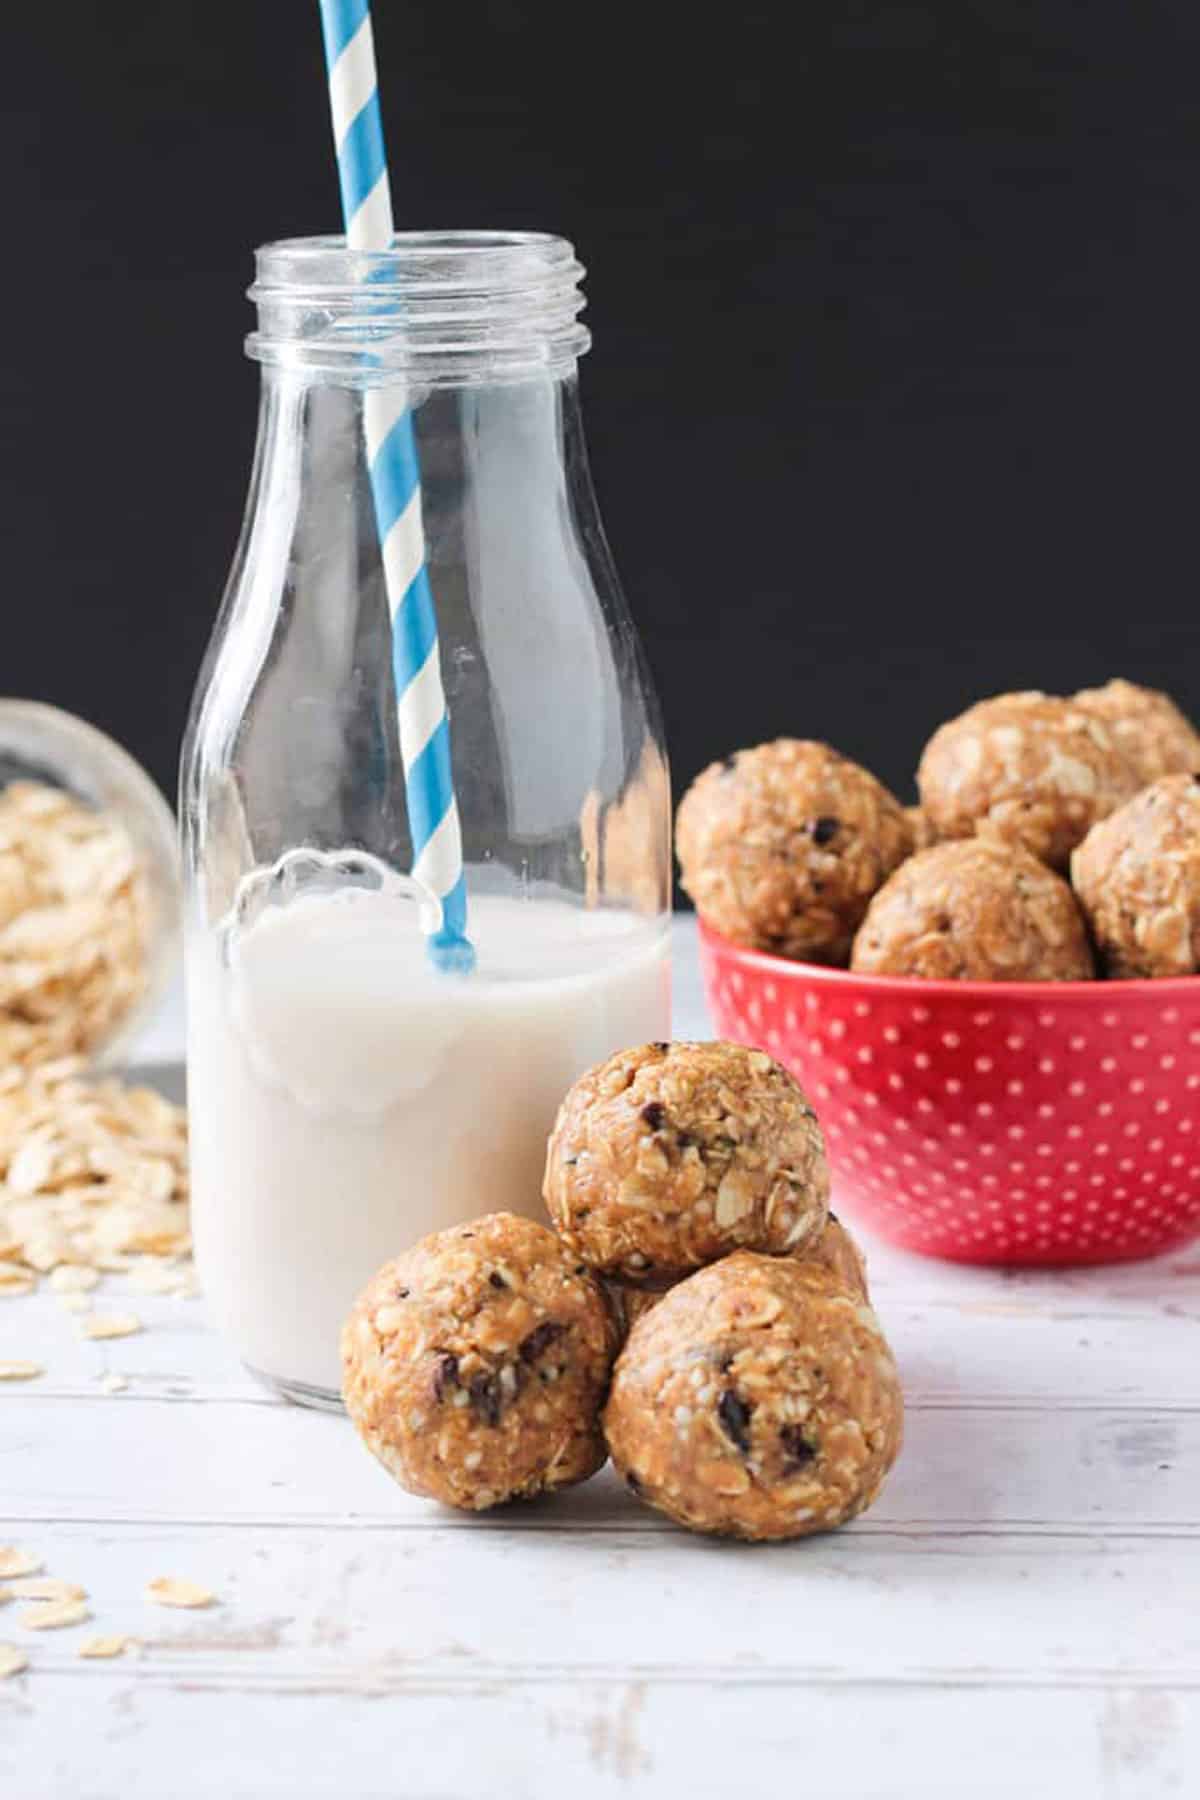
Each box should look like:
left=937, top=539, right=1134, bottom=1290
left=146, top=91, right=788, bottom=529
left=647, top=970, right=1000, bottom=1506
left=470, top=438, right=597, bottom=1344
left=318, top=0, right=474, bottom=972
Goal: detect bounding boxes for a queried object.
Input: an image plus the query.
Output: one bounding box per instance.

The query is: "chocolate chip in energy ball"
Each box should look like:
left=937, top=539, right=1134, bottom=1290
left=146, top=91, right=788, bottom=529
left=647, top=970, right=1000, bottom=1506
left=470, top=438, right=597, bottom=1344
left=519, top=1321, right=565, bottom=1364
left=810, top=816, right=839, bottom=846
left=779, top=1423, right=817, bottom=1470
left=717, top=1388, right=753, bottom=1454
left=432, top=1353, right=460, bottom=1402
left=467, top=1371, right=505, bottom=1427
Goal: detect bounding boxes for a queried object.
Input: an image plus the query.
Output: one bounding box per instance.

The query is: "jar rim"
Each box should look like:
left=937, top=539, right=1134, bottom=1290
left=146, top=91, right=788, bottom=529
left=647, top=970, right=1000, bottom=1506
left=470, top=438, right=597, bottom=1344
left=258, top=228, right=575, bottom=254
left=253, top=229, right=582, bottom=286
left=246, top=230, right=590, bottom=383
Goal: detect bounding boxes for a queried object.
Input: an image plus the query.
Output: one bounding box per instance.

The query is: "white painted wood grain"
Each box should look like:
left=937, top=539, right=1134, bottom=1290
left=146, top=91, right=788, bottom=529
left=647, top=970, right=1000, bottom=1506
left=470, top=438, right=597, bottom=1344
left=5, top=1675, right=1195, bottom=1800
left=1, top=1518, right=1197, bottom=1684
left=2, top=919, right=1198, bottom=1800
left=5, top=1392, right=1198, bottom=1534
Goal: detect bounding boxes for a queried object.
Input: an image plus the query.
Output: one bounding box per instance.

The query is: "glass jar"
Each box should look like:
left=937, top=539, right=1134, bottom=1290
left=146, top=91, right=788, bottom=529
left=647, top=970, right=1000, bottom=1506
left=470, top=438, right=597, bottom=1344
left=181, top=232, right=671, bottom=1408
left=0, top=700, right=180, bottom=1069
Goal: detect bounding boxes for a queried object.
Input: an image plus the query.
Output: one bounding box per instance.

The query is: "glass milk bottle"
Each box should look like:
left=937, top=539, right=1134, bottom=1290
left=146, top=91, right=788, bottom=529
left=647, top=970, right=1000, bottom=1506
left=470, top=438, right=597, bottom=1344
left=181, top=233, right=671, bottom=1407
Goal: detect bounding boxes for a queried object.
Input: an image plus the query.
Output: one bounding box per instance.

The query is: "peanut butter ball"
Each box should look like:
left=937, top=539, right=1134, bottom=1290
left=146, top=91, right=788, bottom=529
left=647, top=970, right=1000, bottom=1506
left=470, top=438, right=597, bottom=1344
left=917, top=691, right=1139, bottom=871
left=904, top=804, right=940, bottom=853
left=1071, top=774, right=1200, bottom=977
left=1073, top=679, right=1200, bottom=786
left=603, top=1213, right=869, bottom=1341
left=676, top=739, right=912, bottom=963
left=806, top=1213, right=870, bottom=1299
left=602, top=1274, right=678, bottom=1340
left=852, top=839, right=1095, bottom=981
left=604, top=1254, right=903, bottom=1540
left=543, top=1041, right=829, bottom=1282
left=341, top=1214, right=616, bottom=1511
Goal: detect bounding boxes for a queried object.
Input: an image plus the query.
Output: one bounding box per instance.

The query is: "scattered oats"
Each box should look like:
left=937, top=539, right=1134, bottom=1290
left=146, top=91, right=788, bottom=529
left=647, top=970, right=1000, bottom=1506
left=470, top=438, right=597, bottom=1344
left=0, top=1361, right=42, bottom=1380
left=146, top=1577, right=215, bottom=1610
left=128, top=1260, right=188, bottom=1296
left=0, top=1268, right=36, bottom=1297
left=78, top=1635, right=129, bottom=1660
left=99, top=1372, right=128, bottom=1394
left=8, top=1579, right=87, bottom=1603
left=0, top=1549, right=42, bottom=1579
left=0, top=1644, right=28, bottom=1679
left=18, top=1599, right=90, bottom=1631
left=49, top=1265, right=98, bottom=1293
left=82, top=1312, right=142, bottom=1341
left=0, top=1064, right=189, bottom=1280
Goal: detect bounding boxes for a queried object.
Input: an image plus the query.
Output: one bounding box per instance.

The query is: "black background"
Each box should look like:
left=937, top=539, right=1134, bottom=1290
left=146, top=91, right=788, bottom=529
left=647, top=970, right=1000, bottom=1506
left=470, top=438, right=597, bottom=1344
left=6, top=2, right=1200, bottom=817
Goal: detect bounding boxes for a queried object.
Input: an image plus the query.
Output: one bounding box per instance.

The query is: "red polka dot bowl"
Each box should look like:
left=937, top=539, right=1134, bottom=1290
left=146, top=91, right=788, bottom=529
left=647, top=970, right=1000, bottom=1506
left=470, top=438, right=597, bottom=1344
left=698, top=920, right=1200, bottom=1266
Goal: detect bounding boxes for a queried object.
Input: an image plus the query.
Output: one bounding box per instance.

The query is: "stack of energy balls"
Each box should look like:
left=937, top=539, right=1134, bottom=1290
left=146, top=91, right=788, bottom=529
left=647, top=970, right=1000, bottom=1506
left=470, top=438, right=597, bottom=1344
left=678, top=678, right=1200, bottom=981
left=342, top=1041, right=904, bottom=1542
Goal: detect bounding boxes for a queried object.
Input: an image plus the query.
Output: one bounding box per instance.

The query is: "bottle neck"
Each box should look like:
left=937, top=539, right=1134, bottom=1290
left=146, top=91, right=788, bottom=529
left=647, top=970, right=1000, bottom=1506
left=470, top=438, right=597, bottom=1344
left=239, top=361, right=605, bottom=705
left=245, top=231, right=590, bottom=389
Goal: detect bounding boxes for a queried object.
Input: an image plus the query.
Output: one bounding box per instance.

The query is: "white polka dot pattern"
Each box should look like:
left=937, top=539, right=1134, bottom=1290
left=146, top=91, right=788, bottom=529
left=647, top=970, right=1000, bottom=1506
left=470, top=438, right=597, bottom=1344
left=697, top=924, right=1200, bottom=1267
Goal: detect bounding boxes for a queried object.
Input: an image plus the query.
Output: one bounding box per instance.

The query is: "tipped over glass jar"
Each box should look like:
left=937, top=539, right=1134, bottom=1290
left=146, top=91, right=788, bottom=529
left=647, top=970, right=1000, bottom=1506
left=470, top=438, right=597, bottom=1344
left=0, top=701, right=179, bottom=1073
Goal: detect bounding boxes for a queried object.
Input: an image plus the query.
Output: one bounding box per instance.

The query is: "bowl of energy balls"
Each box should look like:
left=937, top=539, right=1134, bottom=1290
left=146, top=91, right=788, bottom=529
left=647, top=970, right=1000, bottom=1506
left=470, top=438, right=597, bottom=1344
left=684, top=680, right=1200, bottom=1268
left=342, top=1041, right=904, bottom=1542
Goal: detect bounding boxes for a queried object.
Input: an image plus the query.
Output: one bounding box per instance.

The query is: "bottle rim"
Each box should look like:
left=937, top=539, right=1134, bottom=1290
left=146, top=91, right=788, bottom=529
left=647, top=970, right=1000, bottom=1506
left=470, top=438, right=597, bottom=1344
left=246, top=230, right=591, bottom=385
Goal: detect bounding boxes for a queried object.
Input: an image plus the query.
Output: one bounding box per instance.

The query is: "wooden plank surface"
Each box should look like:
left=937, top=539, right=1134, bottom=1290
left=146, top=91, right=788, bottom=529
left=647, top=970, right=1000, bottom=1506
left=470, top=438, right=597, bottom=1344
left=2, top=919, right=1198, bottom=1799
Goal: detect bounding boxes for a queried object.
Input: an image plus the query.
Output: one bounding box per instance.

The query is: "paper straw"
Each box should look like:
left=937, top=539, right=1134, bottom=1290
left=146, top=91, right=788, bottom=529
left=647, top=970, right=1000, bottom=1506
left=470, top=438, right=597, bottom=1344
left=318, top=0, right=474, bottom=972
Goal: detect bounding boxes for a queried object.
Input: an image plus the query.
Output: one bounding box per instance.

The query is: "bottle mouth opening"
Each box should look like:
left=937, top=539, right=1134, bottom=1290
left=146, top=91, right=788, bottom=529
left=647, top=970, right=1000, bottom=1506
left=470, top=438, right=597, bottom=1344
left=246, top=230, right=590, bottom=384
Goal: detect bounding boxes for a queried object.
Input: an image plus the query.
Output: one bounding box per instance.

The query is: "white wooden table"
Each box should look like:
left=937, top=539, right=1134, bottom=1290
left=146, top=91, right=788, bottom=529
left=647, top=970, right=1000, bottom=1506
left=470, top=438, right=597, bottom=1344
left=3, top=919, right=1198, bottom=1799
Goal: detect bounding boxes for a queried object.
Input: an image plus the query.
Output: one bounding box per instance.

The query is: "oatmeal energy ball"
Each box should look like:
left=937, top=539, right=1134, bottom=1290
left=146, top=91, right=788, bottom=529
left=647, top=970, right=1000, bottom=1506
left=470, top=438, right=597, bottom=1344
left=851, top=839, right=1095, bottom=981
left=605, top=1253, right=903, bottom=1541
left=1072, top=774, right=1200, bottom=977
left=603, top=1212, right=869, bottom=1340
left=676, top=739, right=912, bottom=963
left=341, top=1213, right=616, bottom=1512
left=904, top=804, right=939, bottom=853
left=544, top=1040, right=829, bottom=1282
left=1073, top=679, right=1200, bottom=786
left=602, top=1273, right=678, bottom=1339
left=917, top=691, right=1139, bottom=871
left=807, top=1213, right=870, bottom=1300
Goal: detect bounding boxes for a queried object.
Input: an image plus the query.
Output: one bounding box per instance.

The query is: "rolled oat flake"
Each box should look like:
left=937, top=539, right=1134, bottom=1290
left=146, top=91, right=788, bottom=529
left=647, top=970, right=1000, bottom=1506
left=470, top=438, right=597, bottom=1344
left=146, top=1577, right=215, bottom=1609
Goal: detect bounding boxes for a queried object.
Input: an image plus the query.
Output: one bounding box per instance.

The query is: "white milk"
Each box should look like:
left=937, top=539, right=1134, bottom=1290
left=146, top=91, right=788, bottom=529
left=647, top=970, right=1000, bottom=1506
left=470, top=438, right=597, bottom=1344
left=186, top=889, right=670, bottom=1400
